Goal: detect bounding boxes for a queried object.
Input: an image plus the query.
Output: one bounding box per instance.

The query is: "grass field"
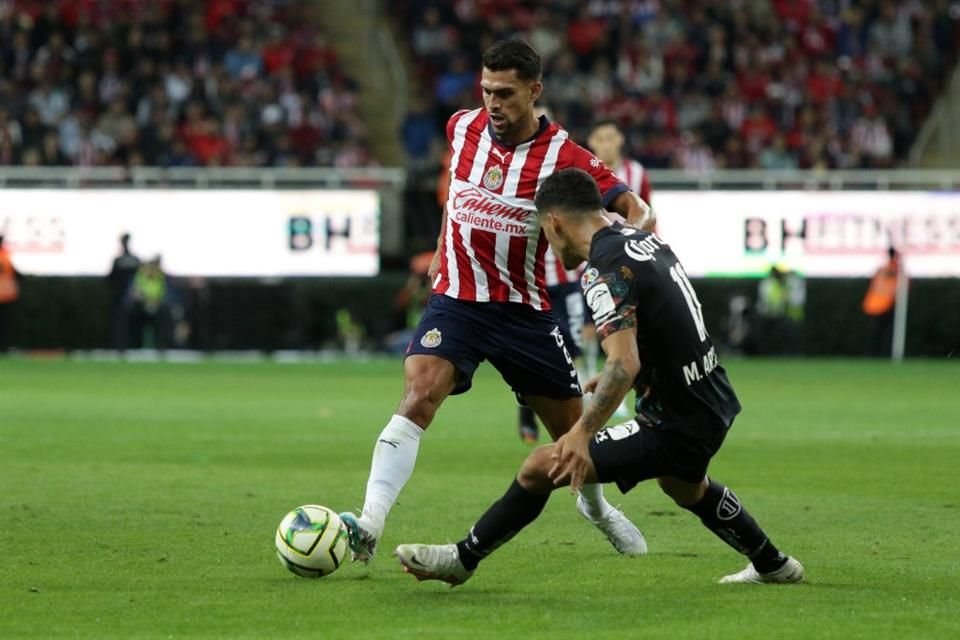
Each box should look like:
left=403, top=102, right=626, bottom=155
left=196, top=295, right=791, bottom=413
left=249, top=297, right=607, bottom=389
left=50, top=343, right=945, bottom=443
left=1, top=357, right=958, bottom=639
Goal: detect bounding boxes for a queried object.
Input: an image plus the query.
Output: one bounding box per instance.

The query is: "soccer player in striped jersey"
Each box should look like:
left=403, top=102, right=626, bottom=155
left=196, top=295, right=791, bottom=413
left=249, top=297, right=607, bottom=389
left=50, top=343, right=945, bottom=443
left=340, top=39, right=655, bottom=565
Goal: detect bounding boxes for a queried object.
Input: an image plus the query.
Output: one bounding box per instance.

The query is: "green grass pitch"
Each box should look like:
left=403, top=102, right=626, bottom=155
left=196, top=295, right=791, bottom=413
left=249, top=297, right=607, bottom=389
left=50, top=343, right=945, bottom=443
left=1, top=358, right=958, bottom=639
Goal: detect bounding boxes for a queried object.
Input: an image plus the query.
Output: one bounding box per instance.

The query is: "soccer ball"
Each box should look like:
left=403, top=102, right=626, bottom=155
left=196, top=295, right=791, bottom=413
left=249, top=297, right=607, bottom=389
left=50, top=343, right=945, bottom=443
left=275, top=505, right=349, bottom=578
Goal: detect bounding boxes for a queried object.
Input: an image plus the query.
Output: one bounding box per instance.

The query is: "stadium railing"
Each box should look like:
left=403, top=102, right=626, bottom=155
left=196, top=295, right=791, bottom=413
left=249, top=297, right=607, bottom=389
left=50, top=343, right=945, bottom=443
left=0, top=167, right=956, bottom=190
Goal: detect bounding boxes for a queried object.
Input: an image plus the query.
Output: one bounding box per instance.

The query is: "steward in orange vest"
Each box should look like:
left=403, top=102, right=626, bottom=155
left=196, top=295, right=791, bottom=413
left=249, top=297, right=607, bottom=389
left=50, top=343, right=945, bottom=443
left=863, top=247, right=900, bottom=317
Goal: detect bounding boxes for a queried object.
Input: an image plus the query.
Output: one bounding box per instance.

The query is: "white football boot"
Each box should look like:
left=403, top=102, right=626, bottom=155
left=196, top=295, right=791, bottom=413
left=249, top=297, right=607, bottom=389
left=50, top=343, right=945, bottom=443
left=394, top=543, right=474, bottom=586
left=719, top=556, right=805, bottom=584
left=576, top=496, right=648, bottom=555
left=339, top=512, right=379, bottom=564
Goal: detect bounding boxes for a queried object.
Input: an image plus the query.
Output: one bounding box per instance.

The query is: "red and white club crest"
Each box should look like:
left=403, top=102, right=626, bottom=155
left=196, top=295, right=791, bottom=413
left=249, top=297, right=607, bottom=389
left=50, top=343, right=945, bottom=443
left=482, top=165, right=504, bottom=190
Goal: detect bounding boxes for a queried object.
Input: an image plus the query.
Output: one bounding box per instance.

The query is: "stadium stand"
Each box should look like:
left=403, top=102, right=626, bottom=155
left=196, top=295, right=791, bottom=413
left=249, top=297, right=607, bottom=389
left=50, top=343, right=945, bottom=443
left=0, top=0, right=375, bottom=168
left=392, top=0, right=960, bottom=170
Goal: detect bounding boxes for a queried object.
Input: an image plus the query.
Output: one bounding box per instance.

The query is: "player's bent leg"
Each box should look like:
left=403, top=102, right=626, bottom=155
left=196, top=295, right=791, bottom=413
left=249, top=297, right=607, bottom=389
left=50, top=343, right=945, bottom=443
left=396, top=355, right=458, bottom=427
left=344, top=355, right=458, bottom=564
left=658, top=475, right=803, bottom=584
left=396, top=445, right=568, bottom=586
left=524, top=395, right=647, bottom=556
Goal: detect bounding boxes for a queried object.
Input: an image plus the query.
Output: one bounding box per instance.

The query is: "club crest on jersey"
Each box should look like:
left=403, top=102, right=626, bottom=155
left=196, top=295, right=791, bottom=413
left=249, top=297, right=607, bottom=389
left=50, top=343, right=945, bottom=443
left=420, top=328, right=442, bottom=348
left=482, top=165, right=504, bottom=190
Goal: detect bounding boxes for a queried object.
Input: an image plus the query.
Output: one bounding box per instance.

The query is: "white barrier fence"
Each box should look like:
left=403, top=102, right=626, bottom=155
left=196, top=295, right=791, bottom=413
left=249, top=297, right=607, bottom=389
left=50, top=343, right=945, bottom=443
left=1, top=168, right=957, bottom=279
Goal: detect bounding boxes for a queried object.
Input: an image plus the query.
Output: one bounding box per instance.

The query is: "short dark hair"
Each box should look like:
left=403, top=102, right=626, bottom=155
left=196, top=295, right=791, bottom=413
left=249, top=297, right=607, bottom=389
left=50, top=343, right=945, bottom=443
left=534, top=168, right=602, bottom=216
left=589, top=118, right=620, bottom=134
left=482, top=39, right=542, bottom=82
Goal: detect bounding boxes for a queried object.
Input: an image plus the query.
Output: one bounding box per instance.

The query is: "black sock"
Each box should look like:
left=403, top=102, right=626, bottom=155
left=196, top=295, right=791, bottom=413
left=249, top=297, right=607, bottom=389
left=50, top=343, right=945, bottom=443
left=456, top=479, right=550, bottom=571
left=518, top=406, right=537, bottom=429
left=683, top=479, right=787, bottom=574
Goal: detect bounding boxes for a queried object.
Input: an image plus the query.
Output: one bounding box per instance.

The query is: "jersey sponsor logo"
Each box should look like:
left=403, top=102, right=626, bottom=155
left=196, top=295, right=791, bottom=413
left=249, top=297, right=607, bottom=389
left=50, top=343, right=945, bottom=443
left=450, top=185, right=531, bottom=236
left=482, top=165, right=504, bottom=190
left=624, top=235, right=664, bottom=262
left=451, top=186, right=530, bottom=222
left=716, top=487, right=742, bottom=521
left=420, top=328, right=442, bottom=348
left=585, top=283, right=616, bottom=323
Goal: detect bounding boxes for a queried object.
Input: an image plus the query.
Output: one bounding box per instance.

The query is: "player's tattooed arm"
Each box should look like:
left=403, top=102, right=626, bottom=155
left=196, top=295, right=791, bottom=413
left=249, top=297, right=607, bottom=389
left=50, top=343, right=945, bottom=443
left=580, top=357, right=636, bottom=435
left=580, top=328, right=641, bottom=435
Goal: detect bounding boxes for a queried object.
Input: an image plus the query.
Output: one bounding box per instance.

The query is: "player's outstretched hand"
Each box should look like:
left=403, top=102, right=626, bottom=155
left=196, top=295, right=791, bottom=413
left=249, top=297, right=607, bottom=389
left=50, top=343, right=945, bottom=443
left=548, top=424, right=593, bottom=493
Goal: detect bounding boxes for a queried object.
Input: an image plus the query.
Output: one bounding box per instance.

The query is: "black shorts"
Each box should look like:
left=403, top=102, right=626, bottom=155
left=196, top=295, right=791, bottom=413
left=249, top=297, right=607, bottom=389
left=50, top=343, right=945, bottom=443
left=590, top=416, right=730, bottom=490
left=545, top=282, right=585, bottom=358
left=405, top=294, right=582, bottom=399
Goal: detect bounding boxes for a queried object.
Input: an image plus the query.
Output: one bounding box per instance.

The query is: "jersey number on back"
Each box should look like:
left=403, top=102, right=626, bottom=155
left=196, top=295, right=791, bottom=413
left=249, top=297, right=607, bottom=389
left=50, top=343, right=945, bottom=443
left=670, top=264, right=708, bottom=342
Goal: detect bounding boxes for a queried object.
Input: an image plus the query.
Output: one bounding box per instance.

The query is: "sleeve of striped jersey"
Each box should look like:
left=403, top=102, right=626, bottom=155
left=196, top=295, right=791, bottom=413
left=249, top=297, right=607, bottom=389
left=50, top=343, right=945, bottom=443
left=639, top=168, right=652, bottom=206
left=564, top=141, right=629, bottom=209
left=445, top=109, right=471, bottom=143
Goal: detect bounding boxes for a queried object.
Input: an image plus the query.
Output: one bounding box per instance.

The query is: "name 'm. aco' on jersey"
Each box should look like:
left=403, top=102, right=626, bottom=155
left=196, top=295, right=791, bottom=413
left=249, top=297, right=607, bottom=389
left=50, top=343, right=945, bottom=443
left=434, top=108, right=628, bottom=311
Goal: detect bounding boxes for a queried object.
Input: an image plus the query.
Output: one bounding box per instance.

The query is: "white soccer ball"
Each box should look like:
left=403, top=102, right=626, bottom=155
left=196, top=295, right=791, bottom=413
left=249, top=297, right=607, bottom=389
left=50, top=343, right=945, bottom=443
left=275, top=505, right=349, bottom=578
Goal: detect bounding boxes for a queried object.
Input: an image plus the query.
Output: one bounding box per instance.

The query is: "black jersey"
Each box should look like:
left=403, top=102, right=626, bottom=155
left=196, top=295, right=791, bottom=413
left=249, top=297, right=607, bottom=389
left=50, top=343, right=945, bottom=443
left=582, top=223, right=741, bottom=434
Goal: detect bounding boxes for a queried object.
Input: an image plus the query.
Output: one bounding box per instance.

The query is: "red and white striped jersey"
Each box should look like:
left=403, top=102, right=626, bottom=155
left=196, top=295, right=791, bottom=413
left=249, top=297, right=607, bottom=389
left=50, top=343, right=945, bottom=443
left=614, top=158, right=652, bottom=207
left=435, top=108, right=627, bottom=310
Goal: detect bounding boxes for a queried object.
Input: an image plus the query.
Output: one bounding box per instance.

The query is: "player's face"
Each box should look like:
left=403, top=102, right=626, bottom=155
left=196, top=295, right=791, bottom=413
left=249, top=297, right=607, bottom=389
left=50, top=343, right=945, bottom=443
left=587, top=125, right=623, bottom=167
left=481, top=68, right=541, bottom=139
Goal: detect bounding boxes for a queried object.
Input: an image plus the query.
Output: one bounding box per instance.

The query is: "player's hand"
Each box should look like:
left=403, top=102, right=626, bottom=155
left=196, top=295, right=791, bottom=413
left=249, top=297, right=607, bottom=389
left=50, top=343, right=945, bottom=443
left=582, top=374, right=601, bottom=394
left=548, top=424, right=593, bottom=493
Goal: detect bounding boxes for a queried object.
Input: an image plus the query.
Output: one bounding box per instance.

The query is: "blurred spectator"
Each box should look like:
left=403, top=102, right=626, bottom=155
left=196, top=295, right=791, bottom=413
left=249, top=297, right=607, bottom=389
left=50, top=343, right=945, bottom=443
left=108, top=233, right=141, bottom=350
left=401, top=96, right=439, bottom=169
left=759, top=134, right=798, bottom=170
left=756, top=265, right=805, bottom=355
left=850, top=105, right=894, bottom=168
left=394, top=0, right=960, bottom=169
left=0, top=235, right=21, bottom=353
left=863, top=247, right=902, bottom=357
left=0, top=0, right=374, bottom=168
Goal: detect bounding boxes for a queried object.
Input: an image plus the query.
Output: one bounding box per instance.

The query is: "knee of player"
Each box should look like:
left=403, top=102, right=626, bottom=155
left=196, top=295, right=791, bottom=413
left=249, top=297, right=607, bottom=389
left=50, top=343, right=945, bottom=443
left=400, top=376, right=447, bottom=418
left=517, top=446, right=555, bottom=494
left=657, top=476, right=707, bottom=507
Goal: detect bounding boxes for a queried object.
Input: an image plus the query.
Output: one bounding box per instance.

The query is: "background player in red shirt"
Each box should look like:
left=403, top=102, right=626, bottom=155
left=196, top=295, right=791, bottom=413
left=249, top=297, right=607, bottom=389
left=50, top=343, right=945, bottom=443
left=341, top=40, right=654, bottom=566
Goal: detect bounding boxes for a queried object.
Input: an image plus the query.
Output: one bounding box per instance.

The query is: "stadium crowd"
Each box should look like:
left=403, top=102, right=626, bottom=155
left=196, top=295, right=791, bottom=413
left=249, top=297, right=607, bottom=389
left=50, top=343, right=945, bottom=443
left=396, top=0, right=960, bottom=170
left=0, top=0, right=374, bottom=168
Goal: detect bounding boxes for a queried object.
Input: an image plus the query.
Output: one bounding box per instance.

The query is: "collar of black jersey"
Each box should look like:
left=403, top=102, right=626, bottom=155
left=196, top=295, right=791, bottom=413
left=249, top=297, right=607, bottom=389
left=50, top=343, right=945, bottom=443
left=487, top=113, right=550, bottom=147
left=592, top=221, right=630, bottom=248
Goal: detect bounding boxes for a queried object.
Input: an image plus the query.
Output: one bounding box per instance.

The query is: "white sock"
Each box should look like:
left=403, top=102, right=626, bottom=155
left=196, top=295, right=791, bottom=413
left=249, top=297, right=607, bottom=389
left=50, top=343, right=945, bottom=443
left=585, top=340, right=599, bottom=378
left=578, top=483, right=613, bottom=519
left=360, top=414, right=423, bottom=536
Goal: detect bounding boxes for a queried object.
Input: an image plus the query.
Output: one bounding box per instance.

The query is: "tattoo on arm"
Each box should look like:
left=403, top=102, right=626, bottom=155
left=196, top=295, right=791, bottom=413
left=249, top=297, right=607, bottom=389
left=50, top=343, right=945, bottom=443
left=580, top=358, right=634, bottom=435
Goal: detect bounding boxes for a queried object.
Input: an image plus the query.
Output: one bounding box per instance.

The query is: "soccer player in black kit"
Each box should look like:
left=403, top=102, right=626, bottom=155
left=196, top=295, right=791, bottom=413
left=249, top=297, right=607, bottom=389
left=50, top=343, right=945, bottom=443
left=395, top=168, right=804, bottom=586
